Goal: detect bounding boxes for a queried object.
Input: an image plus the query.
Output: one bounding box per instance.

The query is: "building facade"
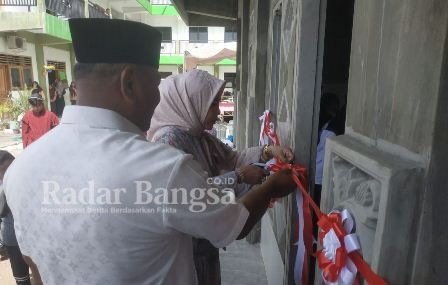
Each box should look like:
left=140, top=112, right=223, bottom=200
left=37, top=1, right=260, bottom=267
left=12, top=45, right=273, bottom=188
left=172, top=0, right=448, bottom=284
left=0, top=0, right=236, bottom=108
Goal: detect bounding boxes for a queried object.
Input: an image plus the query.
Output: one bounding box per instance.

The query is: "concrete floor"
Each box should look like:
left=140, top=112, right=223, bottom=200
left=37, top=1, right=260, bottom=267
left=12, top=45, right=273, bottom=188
left=220, top=240, right=268, bottom=285
left=0, top=133, right=23, bottom=157
left=0, top=240, right=267, bottom=285
left=0, top=259, right=24, bottom=285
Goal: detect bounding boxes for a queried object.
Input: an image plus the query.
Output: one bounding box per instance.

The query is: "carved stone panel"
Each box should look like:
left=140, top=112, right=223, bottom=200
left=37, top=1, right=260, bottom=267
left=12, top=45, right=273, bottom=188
left=320, top=135, right=423, bottom=284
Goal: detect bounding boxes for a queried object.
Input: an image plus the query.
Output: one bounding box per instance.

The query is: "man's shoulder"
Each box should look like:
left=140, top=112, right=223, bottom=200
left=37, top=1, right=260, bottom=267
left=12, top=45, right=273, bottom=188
left=135, top=140, right=190, bottom=167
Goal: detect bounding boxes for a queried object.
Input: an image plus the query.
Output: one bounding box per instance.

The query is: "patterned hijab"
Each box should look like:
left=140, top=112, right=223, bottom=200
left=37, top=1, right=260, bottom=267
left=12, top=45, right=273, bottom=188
left=148, top=69, right=226, bottom=138
left=148, top=70, right=236, bottom=176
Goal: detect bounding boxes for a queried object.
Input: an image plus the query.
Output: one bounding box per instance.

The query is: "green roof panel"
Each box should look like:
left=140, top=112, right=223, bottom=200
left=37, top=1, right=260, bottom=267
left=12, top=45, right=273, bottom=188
left=159, top=55, right=184, bottom=65
left=216, top=58, right=237, bottom=65
left=136, top=0, right=179, bottom=15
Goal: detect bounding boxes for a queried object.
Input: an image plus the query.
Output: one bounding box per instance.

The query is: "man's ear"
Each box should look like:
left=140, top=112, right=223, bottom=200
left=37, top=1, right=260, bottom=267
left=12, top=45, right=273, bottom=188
left=120, top=65, right=136, bottom=102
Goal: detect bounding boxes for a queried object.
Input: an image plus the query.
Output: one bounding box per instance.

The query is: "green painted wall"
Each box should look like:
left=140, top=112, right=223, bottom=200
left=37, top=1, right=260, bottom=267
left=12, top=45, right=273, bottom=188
left=136, top=0, right=179, bottom=15
left=45, top=14, right=72, bottom=41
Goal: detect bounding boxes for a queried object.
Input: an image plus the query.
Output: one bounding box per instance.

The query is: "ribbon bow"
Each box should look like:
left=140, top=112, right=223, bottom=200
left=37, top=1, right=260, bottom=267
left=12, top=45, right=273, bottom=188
left=269, top=160, right=388, bottom=285
left=317, top=210, right=360, bottom=284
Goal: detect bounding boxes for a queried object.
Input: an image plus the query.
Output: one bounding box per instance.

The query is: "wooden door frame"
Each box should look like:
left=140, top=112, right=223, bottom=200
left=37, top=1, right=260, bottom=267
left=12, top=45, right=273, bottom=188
left=0, top=64, right=11, bottom=99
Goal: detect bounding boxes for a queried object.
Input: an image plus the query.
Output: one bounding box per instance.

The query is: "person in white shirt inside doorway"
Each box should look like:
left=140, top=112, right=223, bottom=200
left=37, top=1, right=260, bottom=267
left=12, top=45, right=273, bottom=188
left=3, top=18, right=297, bottom=285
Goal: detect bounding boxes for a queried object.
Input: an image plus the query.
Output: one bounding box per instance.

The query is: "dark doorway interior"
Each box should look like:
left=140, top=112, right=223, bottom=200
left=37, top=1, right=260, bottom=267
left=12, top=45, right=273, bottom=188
left=310, top=0, right=355, bottom=283
left=314, top=0, right=355, bottom=203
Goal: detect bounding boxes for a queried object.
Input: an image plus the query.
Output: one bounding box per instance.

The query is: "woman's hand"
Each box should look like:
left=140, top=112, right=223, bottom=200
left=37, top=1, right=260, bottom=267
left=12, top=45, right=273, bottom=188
left=236, top=165, right=269, bottom=185
left=267, top=146, right=295, bottom=163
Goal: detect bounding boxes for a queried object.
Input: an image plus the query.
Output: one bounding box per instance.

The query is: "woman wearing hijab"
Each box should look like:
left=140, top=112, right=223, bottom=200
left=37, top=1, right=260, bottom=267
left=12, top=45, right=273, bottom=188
left=148, top=69, right=294, bottom=285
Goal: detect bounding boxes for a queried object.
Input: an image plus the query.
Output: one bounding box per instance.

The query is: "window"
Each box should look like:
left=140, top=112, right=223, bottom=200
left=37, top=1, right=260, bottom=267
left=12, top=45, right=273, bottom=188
left=0, top=54, right=34, bottom=91
left=10, top=67, right=21, bottom=88
left=189, top=27, right=208, bottom=43
left=224, top=72, right=236, bottom=89
left=155, top=27, right=172, bottom=42
left=224, top=26, right=237, bottom=43
left=23, top=68, right=33, bottom=88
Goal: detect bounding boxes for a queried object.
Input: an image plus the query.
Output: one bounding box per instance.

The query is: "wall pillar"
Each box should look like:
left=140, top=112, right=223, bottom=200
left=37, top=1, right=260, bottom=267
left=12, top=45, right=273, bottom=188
left=321, top=0, right=448, bottom=283
left=235, top=0, right=250, bottom=150
left=84, top=0, right=89, bottom=18
left=245, top=0, right=269, bottom=148
left=69, top=45, right=76, bottom=80
left=34, top=42, right=49, bottom=109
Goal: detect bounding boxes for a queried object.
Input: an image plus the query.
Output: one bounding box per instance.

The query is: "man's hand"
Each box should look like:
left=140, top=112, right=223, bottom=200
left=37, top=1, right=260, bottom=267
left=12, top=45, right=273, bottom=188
left=264, top=169, right=296, bottom=198
left=236, top=165, right=269, bottom=185
left=269, top=146, right=294, bottom=163
left=237, top=168, right=297, bottom=239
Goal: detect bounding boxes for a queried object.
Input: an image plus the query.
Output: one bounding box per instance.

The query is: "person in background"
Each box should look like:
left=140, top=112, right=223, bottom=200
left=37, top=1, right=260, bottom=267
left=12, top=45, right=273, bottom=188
left=0, top=151, right=34, bottom=285
left=69, top=81, right=77, bottom=105
left=315, top=93, right=341, bottom=204
left=21, top=91, right=59, bottom=149
left=63, top=80, right=72, bottom=107
left=49, top=79, right=58, bottom=114
left=148, top=69, right=295, bottom=285
left=55, top=79, right=68, bottom=117
left=31, top=81, right=46, bottom=101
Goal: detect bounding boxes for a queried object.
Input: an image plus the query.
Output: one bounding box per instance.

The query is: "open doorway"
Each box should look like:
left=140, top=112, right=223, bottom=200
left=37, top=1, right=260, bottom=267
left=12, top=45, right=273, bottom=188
left=313, top=0, right=354, bottom=205
left=309, top=0, right=355, bottom=283
left=47, top=60, right=67, bottom=117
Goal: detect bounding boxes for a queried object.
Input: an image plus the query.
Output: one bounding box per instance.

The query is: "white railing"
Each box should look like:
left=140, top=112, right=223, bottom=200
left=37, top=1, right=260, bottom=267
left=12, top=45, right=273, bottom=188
left=214, top=122, right=228, bottom=141
left=179, top=40, right=236, bottom=54
left=157, top=40, right=237, bottom=55
left=150, top=0, right=171, bottom=5
left=160, top=41, right=176, bottom=54
left=0, top=0, right=36, bottom=5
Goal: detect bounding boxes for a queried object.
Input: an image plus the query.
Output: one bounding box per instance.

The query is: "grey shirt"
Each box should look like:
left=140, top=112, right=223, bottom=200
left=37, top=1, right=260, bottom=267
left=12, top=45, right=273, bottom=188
left=1, top=211, right=18, bottom=246
left=0, top=184, right=18, bottom=246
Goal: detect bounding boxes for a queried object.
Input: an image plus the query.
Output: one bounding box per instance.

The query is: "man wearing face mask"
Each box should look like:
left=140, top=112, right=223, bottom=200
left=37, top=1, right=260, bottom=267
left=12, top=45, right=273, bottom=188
left=4, top=19, right=297, bottom=285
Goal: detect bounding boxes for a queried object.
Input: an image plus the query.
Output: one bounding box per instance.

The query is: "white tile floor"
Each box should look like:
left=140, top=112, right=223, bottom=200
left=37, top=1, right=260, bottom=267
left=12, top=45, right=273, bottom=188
left=0, top=259, right=16, bottom=285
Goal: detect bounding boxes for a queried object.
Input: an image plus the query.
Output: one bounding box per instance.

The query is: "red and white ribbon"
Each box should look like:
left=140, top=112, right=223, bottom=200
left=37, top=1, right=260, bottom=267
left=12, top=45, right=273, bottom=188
left=270, top=160, right=388, bottom=285
left=259, top=111, right=311, bottom=285
left=259, top=110, right=280, bottom=146
left=258, top=111, right=386, bottom=285
left=318, top=209, right=360, bottom=285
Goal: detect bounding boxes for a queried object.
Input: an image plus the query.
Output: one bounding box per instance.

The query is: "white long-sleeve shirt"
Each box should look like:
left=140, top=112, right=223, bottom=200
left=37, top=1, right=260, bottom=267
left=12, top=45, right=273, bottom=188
left=4, top=106, right=249, bottom=285
left=315, top=129, right=336, bottom=185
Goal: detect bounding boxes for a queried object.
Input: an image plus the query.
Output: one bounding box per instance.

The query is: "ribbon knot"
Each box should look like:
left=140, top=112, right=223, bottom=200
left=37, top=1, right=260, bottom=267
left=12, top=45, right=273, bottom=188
left=317, top=210, right=357, bottom=284
left=269, top=159, right=388, bottom=285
